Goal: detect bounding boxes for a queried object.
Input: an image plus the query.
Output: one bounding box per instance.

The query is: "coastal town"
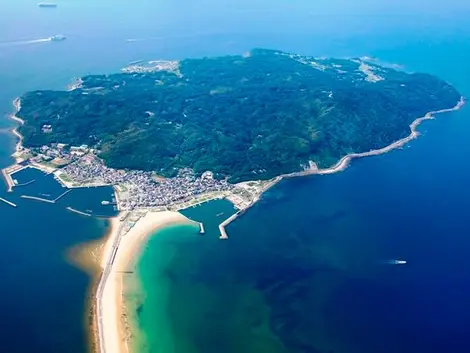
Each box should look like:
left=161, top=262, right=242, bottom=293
left=2, top=94, right=466, bottom=215
left=2, top=134, right=270, bottom=213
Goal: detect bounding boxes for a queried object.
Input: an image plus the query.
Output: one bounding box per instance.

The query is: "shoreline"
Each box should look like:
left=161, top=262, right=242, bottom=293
left=73, top=218, right=122, bottom=353
left=96, top=211, right=195, bottom=353
left=285, top=96, right=465, bottom=179
left=1, top=99, right=25, bottom=192
left=216, top=96, right=466, bottom=238
left=92, top=96, right=464, bottom=353
left=10, top=98, right=25, bottom=162
left=67, top=77, right=84, bottom=91
left=3, top=95, right=466, bottom=352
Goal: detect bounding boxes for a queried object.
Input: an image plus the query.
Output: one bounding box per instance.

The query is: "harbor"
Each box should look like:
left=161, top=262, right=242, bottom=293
left=1, top=163, right=27, bottom=192
left=0, top=161, right=118, bottom=218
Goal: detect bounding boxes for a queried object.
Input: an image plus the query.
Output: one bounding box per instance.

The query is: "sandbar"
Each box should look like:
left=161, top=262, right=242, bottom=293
left=97, top=211, right=194, bottom=353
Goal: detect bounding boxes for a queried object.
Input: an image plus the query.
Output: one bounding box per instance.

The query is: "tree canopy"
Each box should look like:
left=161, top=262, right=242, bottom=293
left=18, top=49, right=460, bottom=182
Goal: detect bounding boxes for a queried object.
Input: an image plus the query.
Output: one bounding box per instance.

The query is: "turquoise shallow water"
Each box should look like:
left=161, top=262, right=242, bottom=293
left=2, top=0, right=470, bottom=352
left=131, top=40, right=470, bottom=353
left=133, top=103, right=470, bottom=353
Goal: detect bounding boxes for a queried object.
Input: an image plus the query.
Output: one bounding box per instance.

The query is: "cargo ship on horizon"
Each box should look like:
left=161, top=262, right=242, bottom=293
left=38, top=2, right=57, bottom=8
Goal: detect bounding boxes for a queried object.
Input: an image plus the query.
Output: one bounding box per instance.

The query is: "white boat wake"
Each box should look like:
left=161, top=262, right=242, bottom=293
left=124, top=32, right=215, bottom=43
left=0, top=38, right=52, bottom=48
left=383, top=259, right=407, bottom=265
left=125, top=36, right=167, bottom=43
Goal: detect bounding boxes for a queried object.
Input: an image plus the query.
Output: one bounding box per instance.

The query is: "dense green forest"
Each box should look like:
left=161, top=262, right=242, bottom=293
left=17, top=49, right=460, bottom=182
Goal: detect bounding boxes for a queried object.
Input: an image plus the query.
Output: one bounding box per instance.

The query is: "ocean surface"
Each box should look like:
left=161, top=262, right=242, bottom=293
left=1, top=0, right=470, bottom=352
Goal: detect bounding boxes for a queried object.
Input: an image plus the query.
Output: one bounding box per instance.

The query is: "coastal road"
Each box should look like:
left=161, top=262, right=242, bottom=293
left=96, top=212, right=130, bottom=353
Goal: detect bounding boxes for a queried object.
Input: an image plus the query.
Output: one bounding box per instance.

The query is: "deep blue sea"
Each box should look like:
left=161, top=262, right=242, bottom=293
left=1, top=0, right=470, bottom=352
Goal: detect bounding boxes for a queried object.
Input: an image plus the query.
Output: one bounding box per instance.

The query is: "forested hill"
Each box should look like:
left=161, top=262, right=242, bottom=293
left=17, top=49, right=460, bottom=182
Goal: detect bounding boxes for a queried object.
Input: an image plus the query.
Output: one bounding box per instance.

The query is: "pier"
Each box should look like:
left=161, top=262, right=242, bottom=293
left=218, top=213, right=239, bottom=239
left=199, top=222, right=205, bottom=234
left=14, top=179, right=36, bottom=188
left=54, top=188, right=72, bottom=202
left=217, top=201, right=253, bottom=239
left=0, top=197, right=17, bottom=208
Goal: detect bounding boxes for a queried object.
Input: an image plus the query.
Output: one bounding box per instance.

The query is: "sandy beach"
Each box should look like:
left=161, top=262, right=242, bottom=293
left=97, top=211, right=194, bottom=353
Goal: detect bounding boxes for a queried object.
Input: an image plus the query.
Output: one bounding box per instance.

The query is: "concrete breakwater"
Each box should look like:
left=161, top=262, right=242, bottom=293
left=21, top=195, right=55, bottom=204
left=0, top=197, right=17, bottom=207
left=66, top=207, right=92, bottom=217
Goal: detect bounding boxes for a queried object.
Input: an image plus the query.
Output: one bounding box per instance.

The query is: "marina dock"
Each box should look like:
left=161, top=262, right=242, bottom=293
left=0, top=197, right=17, bottom=207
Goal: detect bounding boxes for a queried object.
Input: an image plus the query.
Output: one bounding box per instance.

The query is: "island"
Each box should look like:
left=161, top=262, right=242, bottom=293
left=3, top=48, right=464, bottom=353
left=7, top=49, right=462, bottom=213
left=15, top=49, right=461, bottom=182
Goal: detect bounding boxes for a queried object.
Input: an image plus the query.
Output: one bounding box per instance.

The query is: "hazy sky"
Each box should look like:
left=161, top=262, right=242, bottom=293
left=1, top=0, right=468, bottom=44
left=163, top=0, right=470, bottom=15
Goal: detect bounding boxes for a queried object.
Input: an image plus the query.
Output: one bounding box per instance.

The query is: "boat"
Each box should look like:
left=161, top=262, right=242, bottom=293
left=49, top=34, right=66, bottom=42
left=128, top=59, right=144, bottom=65
left=38, top=2, right=57, bottom=8
left=101, top=200, right=110, bottom=205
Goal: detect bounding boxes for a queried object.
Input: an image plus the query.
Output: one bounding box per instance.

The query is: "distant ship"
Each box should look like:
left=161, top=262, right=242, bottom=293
left=128, top=59, right=144, bottom=65
left=38, top=2, right=57, bottom=7
left=49, top=34, right=66, bottom=42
